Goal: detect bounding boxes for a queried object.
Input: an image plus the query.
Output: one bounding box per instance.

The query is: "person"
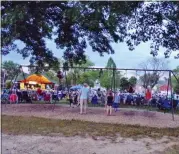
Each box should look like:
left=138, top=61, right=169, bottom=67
left=113, top=92, right=120, bottom=112
left=68, top=91, right=74, bottom=107
left=79, top=83, right=89, bottom=114
left=128, top=86, right=134, bottom=93
left=106, top=91, right=113, bottom=116
left=74, top=91, right=78, bottom=105
left=91, top=91, right=98, bottom=105
left=145, top=87, right=152, bottom=105
left=9, top=91, right=18, bottom=104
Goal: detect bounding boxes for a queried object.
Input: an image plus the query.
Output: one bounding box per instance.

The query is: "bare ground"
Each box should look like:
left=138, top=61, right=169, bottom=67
left=2, top=134, right=179, bottom=154
left=2, top=104, right=179, bottom=128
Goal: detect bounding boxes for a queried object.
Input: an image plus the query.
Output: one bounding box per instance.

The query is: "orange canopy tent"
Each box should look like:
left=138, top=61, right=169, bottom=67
left=20, top=74, right=53, bottom=84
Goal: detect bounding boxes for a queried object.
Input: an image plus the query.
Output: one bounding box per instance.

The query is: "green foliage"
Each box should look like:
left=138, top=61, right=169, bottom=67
left=2, top=61, right=20, bottom=80
left=129, top=76, right=137, bottom=86
left=100, top=71, right=111, bottom=89
left=174, top=84, right=179, bottom=94
left=173, top=66, right=179, bottom=76
left=65, top=57, right=95, bottom=85
left=6, top=81, right=12, bottom=89
left=106, top=57, right=116, bottom=68
left=77, top=71, right=99, bottom=87
left=44, top=71, right=58, bottom=83
left=119, top=77, right=129, bottom=90
left=172, top=66, right=179, bottom=94
left=2, top=1, right=179, bottom=68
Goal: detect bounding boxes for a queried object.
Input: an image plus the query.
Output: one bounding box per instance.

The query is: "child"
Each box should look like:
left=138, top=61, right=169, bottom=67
left=68, top=91, right=74, bottom=107
left=9, top=91, right=18, bottom=104
left=113, top=92, right=120, bottom=112
left=106, top=92, right=113, bottom=116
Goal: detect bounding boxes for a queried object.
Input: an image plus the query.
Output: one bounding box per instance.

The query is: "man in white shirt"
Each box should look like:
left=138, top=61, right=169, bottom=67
left=79, top=83, right=89, bottom=114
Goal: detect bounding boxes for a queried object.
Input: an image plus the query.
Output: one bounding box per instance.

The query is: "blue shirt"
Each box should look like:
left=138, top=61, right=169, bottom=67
left=114, top=95, right=120, bottom=103
left=80, top=87, right=89, bottom=99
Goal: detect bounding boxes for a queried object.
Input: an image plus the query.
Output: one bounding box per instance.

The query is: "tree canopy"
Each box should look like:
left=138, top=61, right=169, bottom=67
left=172, top=66, right=179, bottom=94
left=106, top=57, right=116, bottom=68
left=2, top=60, right=20, bottom=80
left=2, top=1, right=179, bottom=70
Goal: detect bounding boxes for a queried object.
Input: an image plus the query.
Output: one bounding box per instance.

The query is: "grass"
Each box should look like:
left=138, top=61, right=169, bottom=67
left=2, top=115, right=179, bottom=139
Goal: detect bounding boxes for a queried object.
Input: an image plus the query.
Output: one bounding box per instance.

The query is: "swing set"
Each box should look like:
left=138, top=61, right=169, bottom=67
left=7, top=65, right=179, bottom=121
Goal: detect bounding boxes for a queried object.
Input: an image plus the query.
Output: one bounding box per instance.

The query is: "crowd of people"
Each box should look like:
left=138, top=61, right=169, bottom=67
left=1, top=83, right=179, bottom=116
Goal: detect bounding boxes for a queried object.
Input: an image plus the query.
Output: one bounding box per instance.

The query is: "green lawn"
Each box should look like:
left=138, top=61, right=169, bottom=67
left=2, top=115, right=179, bottom=139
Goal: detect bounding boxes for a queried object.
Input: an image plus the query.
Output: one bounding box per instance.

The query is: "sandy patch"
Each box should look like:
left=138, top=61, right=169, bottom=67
left=2, top=104, right=179, bottom=128
left=2, top=134, right=179, bottom=154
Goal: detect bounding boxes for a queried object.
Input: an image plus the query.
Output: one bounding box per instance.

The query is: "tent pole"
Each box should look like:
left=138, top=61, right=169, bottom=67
left=169, top=71, right=174, bottom=121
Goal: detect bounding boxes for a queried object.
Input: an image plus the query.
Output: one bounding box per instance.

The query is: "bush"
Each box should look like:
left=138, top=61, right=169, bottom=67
left=6, top=81, right=12, bottom=89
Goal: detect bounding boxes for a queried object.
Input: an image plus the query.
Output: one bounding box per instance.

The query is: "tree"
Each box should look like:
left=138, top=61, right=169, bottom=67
left=105, top=57, right=118, bottom=89
left=140, top=72, right=160, bottom=89
left=2, top=1, right=179, bottom=69
left=173, top=66, right=179, bottom=76
left=77, top=71, right=99, bottom=87
left=172, top=66, right=179, bottom=94
left=66, top=57, right=95, bottom=85
left=174, top=84, right=179, bottom=94
left=44, top=71, right=58, bottom=83
left=129, top=76, right=137, bottom=87
left=106, top=57, right=116, bottom=68
left=119, top=77, right=129, bottom=90
left=2, top=61, right=20, bottom=80
left=139, top=58, right=168, bottom=88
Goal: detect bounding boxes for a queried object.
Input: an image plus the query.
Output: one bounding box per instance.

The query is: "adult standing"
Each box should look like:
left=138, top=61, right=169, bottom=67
left=106, top=91, right=114, bottom=116
left=79, top=83, right=89, bottom=114
left=145, top=87, right=152, bottom=105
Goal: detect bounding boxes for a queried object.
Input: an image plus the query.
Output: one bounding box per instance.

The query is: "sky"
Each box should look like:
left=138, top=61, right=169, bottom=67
left=2, top=39, right=179, bottom=76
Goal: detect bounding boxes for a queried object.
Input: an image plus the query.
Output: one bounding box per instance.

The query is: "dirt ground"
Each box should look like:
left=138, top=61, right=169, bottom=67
left=2, top=104, right=179, bottom=154
left=2, top=104, right=179, bottom=128
left=2, top=134, right=179, bottom=154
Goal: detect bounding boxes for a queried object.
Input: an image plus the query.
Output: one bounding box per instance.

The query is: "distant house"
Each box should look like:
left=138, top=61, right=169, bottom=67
left=159, top=85, right=171, bottom=94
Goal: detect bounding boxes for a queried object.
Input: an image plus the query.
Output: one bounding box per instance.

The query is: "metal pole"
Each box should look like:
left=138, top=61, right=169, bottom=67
left=169, top=71, right=174, bottom=121
left=167, top=72, right=170, bottom=98
left=65, top=71, right=68, bottom=92
left=113, top=68, right=116, bottom=92
left=20, top=65, right=172, bottom=72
